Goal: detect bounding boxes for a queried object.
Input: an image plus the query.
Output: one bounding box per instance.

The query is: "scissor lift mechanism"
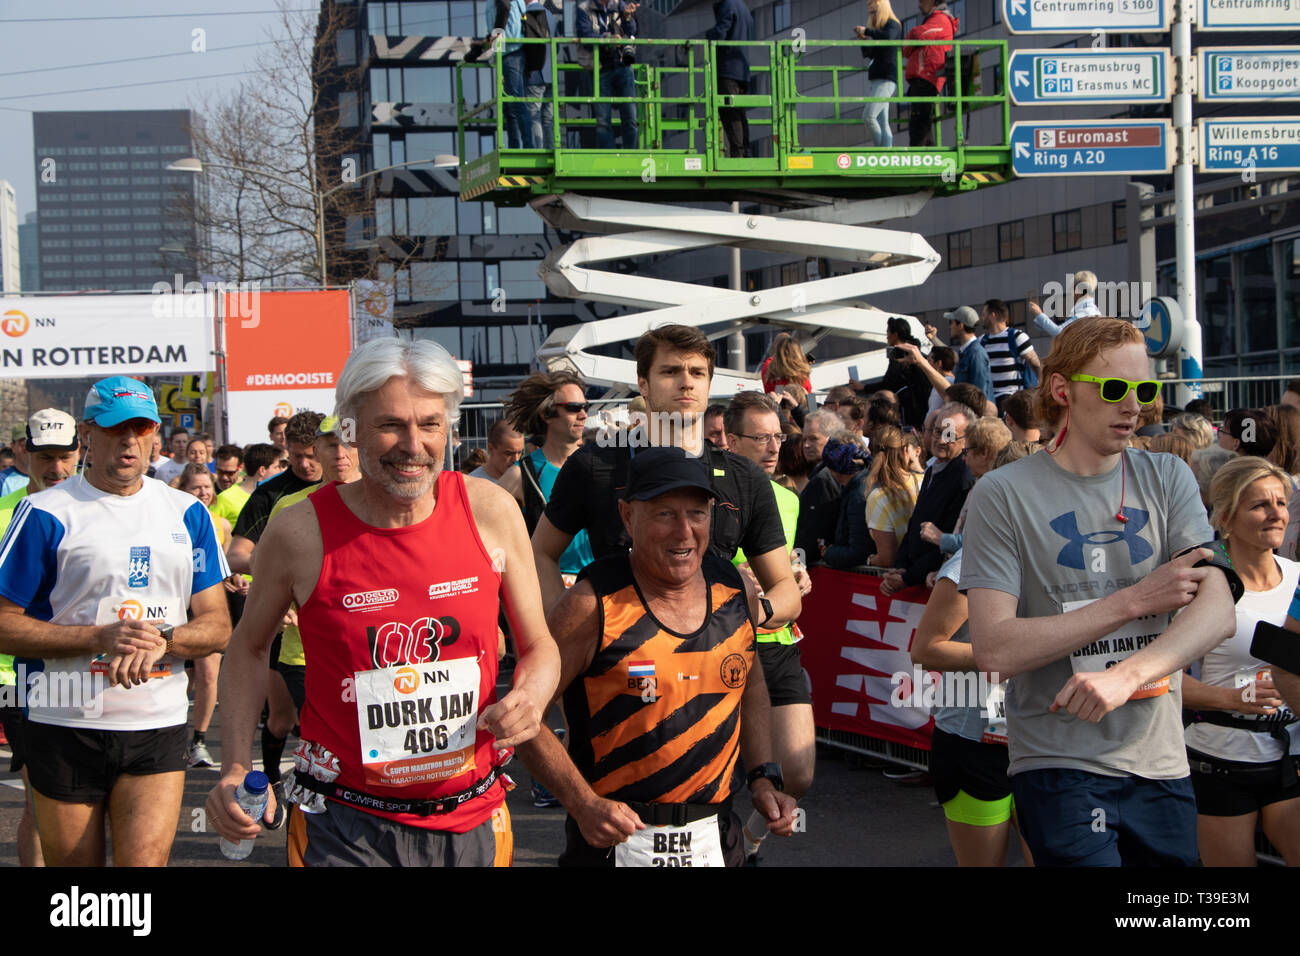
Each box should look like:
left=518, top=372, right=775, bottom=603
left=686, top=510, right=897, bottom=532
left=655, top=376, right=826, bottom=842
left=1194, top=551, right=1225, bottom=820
left=454, top=36, right=1013, bottom=393
left=532, top=191, right=940, bottom=394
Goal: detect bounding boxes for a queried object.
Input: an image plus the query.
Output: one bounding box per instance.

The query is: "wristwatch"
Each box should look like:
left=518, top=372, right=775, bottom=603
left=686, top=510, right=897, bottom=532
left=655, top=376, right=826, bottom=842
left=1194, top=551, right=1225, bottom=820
left=747, top=762, right=785, bottom=792
left=157, top=623, right=175, bottom=656
left=757, top=596, right=775, bottom=629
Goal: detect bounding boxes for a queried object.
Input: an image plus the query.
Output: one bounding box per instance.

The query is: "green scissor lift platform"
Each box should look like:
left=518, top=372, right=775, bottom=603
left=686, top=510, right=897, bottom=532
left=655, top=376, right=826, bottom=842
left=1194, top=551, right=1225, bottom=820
left=453, top=37, right=1014, bottom=392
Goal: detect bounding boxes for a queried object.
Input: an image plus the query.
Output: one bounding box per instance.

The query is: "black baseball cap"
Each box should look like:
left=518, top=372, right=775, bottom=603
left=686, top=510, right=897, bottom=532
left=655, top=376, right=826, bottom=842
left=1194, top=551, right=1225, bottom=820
left=623, top=446, right=714, bottom=502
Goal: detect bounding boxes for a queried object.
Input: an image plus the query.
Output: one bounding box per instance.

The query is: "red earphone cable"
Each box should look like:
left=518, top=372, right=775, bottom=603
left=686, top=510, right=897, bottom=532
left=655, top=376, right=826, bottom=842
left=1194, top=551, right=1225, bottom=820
left=1116, top=447, right=1128, bottom=523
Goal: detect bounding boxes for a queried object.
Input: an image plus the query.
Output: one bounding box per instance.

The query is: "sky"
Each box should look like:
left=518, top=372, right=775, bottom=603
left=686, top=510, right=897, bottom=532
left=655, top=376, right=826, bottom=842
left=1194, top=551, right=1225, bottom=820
left=0, top=0, right=312, bottom=219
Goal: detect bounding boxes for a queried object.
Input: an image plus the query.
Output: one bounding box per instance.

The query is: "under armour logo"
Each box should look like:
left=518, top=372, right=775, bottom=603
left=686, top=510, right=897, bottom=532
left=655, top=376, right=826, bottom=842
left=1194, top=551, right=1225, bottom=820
left=1049, top=509, right=1153, bottom=570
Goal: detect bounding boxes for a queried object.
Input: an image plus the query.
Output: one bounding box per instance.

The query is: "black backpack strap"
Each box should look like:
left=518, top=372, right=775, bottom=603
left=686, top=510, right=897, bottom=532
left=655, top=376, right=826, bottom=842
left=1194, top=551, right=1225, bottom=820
left=518, top=454, right=547, bottom=536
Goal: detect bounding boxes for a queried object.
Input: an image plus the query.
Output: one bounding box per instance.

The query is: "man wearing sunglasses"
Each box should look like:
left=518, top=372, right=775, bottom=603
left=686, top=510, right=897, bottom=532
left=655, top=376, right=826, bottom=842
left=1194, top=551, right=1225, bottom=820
left=0, top=376, right=231, bottom=865
left=962, top=320, right=1238, bottom=867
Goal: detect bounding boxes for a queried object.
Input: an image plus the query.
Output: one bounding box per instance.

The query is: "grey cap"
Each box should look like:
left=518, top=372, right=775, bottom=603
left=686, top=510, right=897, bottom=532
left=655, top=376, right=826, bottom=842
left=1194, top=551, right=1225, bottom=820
left=943, top=305, right=980, bottom=329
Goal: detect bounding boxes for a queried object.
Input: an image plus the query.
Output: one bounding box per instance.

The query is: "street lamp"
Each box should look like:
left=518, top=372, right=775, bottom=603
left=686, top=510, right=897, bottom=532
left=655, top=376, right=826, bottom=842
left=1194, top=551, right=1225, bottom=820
left=166, top=155, right=459, bottom=285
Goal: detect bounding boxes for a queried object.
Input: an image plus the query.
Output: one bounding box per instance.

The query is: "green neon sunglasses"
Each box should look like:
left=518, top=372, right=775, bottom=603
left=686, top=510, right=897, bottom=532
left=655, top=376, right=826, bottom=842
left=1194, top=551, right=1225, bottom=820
left=1069, top=374, right=1162, bottom=405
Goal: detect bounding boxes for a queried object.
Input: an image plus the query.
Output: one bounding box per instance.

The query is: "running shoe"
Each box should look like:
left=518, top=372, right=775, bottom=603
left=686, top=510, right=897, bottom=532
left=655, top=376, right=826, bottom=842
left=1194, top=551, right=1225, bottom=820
left=882, top=768, right=930, bottom=785
left=531, top=782, right=561, bottom=808
left=188, top=741, right=215, bottom=768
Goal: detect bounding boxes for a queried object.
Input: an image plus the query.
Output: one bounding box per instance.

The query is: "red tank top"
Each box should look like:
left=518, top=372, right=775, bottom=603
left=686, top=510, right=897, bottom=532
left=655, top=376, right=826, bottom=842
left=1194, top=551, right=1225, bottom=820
left=297, top=472, right=503, bottom=832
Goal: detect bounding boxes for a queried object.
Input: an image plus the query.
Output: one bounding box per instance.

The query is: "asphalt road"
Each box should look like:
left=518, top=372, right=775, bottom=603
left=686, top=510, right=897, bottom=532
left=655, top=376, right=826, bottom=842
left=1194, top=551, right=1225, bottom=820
left=0, top=679, right=984, bottom=867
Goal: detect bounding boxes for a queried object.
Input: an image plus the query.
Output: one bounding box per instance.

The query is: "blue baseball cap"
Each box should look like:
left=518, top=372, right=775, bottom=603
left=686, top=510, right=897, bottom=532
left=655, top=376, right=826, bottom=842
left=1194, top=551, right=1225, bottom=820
left=82, top=376, right=161, bottom=428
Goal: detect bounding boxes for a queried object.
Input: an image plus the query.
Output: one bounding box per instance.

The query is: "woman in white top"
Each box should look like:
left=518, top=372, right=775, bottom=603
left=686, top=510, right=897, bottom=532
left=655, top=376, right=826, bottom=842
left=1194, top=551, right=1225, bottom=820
left=1183, top=455, right=1300, bottom=866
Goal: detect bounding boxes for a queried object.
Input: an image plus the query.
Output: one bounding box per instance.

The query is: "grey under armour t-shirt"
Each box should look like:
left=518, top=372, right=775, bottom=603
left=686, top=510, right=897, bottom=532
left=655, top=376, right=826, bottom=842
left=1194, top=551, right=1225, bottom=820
left=960, top=448, right=1212, bottom=779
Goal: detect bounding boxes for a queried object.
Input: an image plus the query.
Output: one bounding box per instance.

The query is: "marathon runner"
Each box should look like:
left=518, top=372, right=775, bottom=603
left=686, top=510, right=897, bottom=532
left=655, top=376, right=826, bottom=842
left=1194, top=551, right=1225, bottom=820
left=0, top=409, right=82, bottom=866
left=253, top=414, right=361, bottom=815
left=722, top=391, right=816, bottom=862
left=0, top=378, right=231, bottom=866
left=519, top=446, right=798, bottom=866
left=206, top=338, right=559, bottom=866
left=499, top=369, right=594, bottom=582
left=532, top=324, right=799, bottom=634
left=225, top=412, right=323, bottom=795
left=963, top=320, right=1240, bottom=866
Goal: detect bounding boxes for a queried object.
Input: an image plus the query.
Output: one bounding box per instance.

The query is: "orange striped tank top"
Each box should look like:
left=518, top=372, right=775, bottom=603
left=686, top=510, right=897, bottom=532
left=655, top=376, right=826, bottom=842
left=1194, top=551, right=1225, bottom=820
left=563, top=551, right=755, bottom=806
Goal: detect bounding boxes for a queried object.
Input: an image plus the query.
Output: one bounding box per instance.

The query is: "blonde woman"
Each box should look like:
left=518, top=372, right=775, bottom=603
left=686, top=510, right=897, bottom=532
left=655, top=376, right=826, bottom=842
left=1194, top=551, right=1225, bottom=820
left=864, top=425, right=921, bottom=567
left=1183, top=456, right=1300, bottom=866
left=854, top=0, right=902, bottom=147
left=761, top=332, right=813, bottom=395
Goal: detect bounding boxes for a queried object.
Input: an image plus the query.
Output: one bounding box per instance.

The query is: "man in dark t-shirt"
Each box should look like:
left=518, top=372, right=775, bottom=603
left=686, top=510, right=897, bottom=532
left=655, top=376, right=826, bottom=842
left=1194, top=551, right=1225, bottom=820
left=532, top=325, right=800, bottom=632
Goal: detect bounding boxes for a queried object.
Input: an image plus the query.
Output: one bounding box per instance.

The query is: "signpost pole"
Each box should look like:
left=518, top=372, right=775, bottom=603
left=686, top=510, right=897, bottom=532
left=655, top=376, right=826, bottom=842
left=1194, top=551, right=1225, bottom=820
left=1173, top=0, right=1202, bottom=407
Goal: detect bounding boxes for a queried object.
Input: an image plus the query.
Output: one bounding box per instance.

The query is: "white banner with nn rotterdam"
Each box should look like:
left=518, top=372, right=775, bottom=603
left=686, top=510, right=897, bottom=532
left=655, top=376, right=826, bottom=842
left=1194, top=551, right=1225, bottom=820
left=0, top=295, right=214, bottom=378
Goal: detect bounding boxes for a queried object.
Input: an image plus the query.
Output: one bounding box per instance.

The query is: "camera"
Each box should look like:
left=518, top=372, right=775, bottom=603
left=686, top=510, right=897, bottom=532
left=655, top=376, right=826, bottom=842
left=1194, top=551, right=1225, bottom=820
left=887, top=346, right=904, bottom=361
left=621, top=44, right=636, bottom=65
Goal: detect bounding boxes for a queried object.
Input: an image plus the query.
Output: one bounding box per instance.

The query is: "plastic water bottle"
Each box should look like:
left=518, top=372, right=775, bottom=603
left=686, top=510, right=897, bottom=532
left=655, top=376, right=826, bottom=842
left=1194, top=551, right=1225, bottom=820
left=219, top=771, right=270, bottom=861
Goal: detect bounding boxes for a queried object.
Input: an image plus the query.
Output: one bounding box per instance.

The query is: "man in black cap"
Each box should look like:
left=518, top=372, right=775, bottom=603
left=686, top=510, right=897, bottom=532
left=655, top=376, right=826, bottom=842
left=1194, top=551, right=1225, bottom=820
left=517, top=446, right=799, bottom=867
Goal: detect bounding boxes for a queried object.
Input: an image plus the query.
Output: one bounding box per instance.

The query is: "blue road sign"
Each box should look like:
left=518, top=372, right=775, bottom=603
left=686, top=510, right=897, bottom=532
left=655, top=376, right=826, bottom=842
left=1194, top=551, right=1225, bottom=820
left=1199, top=0, right=1300, bottom=30
left=1008, top=49, right=1169, bottom=106
left=1137, top=297, right=1183, bottom=359
left=1198, top=48, right=1300, bottom=102
left=1002, top=0, right=1169, bottom=33
left=1198, top=118, right=1300, bottom=173
left=179, top=413, right=196, bottom=430
left=1010, top=120, right=1173, bottom=177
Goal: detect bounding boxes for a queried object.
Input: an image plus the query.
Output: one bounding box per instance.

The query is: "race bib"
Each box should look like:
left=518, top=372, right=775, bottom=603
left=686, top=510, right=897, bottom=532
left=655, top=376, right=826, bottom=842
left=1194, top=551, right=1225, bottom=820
left=354, top=656, right=480, bottom=788
left=1062, top=598, right=1170, bottom=700
left=1233, top=667, right=1296, bottom=723
left=981, top=680, right=1008, bottom=745
left=90, top=595, right=183, bottom=679
left=614, top=815, right=725, bottom=868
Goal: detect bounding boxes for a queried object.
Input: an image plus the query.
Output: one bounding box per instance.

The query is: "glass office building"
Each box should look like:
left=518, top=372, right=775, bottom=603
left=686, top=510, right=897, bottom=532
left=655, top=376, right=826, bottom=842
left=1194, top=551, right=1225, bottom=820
left=32, top=110, right=198, bottom=293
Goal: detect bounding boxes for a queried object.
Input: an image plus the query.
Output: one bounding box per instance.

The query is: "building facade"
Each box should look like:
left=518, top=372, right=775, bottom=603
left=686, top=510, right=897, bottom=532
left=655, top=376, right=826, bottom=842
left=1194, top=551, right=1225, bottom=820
left=317, top=0, right=572, bottom=402
left=0, top=182, right=19, bottom=294
left=32, top=110, right=198, bottom=293
left=314, top=0, right=1298, bottom=396
left=17, top=213, right=38, bottom=294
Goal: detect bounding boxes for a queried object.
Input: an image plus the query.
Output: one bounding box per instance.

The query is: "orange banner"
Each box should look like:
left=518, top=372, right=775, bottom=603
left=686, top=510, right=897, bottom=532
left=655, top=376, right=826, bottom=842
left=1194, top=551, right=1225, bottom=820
left=224, top=289, right=351, bottom=392
left=223, top=290, right=352, bottom=445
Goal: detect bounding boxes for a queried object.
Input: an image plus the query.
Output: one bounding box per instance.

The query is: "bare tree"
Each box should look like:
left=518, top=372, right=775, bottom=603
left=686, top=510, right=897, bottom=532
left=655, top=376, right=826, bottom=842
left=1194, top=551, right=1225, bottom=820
left=171, top=0, right=393, bottom=287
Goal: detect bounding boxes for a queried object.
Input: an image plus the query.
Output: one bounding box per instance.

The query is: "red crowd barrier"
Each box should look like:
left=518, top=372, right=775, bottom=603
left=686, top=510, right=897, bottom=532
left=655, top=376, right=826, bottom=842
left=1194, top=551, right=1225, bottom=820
left=798, top=567, right=935, bottom=753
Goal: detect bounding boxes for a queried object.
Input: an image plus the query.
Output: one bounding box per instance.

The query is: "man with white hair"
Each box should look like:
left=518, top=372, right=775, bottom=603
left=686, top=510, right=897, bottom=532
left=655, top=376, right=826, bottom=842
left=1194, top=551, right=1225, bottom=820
left=1030, top=269, right=1102, bottom=337
left=207, top=338, right=561, bottom=867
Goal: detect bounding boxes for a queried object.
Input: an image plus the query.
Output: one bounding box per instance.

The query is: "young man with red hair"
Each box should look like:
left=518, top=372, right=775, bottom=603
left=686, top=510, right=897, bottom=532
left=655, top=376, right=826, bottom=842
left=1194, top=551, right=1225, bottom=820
left=962, top=319, right=1239, bottom=867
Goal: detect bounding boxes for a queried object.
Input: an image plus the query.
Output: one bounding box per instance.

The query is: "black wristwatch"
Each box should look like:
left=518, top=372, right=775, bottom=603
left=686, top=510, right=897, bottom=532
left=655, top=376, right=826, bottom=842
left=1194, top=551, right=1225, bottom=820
left=747, top=762, right=784, bottom=792
left=157, top=623, right=175, bottom=656
left=757, top=596, right=775, bottom=629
